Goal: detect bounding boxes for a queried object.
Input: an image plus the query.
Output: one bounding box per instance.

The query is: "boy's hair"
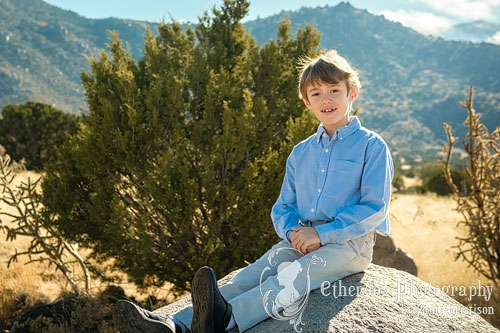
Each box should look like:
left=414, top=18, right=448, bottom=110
left=298, top=50, right=361, bottom=102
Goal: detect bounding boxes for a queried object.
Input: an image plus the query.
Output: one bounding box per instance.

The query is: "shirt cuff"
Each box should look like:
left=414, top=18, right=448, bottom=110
left=315, top=222, right=345, bottom=245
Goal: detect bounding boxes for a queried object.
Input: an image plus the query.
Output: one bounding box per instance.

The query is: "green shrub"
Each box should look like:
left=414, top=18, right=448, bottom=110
left=417, top=162, right=441, bottom=182
left=41, top=0, right=321, bottom=294
left=392, top=172, right=405, bottom=191
left=403, top=168, right=415, bottom=178
left=0, top=102, right=80, bottom=170
left=420, top=166, right=470, bottom=195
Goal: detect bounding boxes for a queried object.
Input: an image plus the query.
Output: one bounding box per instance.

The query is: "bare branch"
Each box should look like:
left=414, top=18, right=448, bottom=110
left=441, top=86, right=500, bottom=290
left=0, top=152, right=90, bottom=295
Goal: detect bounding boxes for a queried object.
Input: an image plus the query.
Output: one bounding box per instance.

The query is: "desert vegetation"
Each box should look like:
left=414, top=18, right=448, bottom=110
left=0, top=0, right=498, bottom=331
left=441, top=86, right=499, bottom=291
left=2, top=172, right=498, bottom=330
left=0, top=101, right=80, bottom=171
left=39, top=0, right=322, bottom=295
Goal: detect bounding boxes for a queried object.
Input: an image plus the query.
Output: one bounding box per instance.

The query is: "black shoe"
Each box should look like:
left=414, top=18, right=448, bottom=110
left=191, top=267, right=232, bottom=333
left=113, top=300, right=187, bottom=333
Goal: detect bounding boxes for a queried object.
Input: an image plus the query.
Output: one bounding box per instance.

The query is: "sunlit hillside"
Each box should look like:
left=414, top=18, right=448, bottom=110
left=1, top=0, right=499, bottom=163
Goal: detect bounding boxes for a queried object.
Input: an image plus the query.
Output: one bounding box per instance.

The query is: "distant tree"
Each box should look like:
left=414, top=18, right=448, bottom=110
left=440, top=86, right=499, bottom=291
left=414, top=161, right=468, bottom=195
left=41, top=0, right=321, bottom=293
left=417, top=162, right=442, bottom=182
left=0, top=102, right=80, bottom=170
left=392, top=172, right=405, bottom=192
left=420, top=167, right=470, bottom=195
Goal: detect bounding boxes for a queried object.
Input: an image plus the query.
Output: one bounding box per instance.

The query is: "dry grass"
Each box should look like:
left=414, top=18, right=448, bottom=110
left=0, top=171, right=68, bottom=296
left=0, top=171, right=176, bottom=331
left=390, top=193, right=498, bottom=327
left=0, top=171, right=67, bottom=330
left=389, top=193, right=481, bottom=286
left=1, top=170, right=175, bottom=298
left=0, top=263, right=51, bottom=329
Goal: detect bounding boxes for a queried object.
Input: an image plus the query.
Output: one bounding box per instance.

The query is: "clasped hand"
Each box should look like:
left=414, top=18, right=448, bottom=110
left=289, top=227, right=321, bottom=254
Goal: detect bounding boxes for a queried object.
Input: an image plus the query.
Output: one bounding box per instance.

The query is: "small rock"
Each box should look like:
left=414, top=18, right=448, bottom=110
left=373, top=235, right=418, bottom=276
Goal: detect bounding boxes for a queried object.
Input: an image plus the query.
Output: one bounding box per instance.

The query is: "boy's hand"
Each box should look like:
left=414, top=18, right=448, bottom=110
left=290, top=227, right=321, bottom=254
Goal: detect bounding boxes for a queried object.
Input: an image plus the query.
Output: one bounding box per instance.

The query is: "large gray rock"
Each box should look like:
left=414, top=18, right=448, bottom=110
left=156, top=264, right=498, bottom=332
left=372, top=235, right=418, bottom=276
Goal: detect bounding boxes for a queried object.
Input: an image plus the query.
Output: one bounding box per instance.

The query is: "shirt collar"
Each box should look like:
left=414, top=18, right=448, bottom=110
left=316, top=116, right=361, bottom=144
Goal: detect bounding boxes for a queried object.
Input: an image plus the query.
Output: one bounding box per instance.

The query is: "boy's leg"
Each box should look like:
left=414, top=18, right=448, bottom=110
left=229, top=231, right=375, bottom=332
left=173, top=239, right=301, bottom=329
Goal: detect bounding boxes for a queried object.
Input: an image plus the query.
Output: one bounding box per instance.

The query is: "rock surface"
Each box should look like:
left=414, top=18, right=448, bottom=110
left=156, top=264, right=498, bottom=332
left=372, top=235, right=418, bottom=276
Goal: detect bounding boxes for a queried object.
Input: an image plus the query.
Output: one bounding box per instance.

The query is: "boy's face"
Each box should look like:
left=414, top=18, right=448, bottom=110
left=302, top=80, right=358, bottom=137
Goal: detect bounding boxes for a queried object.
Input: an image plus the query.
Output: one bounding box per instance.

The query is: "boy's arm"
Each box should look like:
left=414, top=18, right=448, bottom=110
left=315, top=139, right=394, bottom=245
left=271, top=150, right=302, bottom=243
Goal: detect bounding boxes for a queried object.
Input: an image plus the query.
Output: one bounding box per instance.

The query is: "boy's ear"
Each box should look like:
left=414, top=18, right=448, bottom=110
left=302, top=97, right=312, bottom=109
left=349, top=85, right=359, bottom=102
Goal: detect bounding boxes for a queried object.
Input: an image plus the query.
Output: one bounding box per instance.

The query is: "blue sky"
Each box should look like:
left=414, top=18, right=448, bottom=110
left=43, top=0, right=500, bottom=39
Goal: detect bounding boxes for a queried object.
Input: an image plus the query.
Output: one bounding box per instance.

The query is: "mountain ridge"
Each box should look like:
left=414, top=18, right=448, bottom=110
left=1, top=0, right=499, bottom=162
left=0, top=0, right=156, bottom=112
left=244, top=2, right=499, bottom=160
left=441, top=20, right=500, bottom=43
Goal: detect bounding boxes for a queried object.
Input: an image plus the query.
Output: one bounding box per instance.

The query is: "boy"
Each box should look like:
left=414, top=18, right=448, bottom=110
left=114, top=50, right=393, bottom=332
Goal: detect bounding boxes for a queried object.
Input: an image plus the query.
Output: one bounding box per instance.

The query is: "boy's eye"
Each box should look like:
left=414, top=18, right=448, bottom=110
left=311, top=92, right=320, bottom=97
left=331, top=89, right=339, bottom=93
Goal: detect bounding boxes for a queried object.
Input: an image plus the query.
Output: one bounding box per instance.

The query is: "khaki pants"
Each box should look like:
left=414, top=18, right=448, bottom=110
left=174, top=225, right=375, bottom=332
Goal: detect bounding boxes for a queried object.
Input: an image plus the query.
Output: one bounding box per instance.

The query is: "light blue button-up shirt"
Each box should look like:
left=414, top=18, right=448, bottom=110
left=271, top=116, right=393, bottom=245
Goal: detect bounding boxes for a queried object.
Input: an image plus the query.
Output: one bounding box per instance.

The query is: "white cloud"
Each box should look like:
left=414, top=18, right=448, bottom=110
left=411, top=0, right=500, bottom=21
left=380, top=9, right=453, bottom=35
left=486, top=31, right=500, bottom=44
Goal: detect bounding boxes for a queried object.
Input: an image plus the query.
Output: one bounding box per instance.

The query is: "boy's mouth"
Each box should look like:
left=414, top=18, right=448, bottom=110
left=321, top=107, right=337, bottom=114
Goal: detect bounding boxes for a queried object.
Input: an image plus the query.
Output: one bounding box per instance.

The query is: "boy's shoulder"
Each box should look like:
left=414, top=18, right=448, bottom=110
left=294, top=132, right=317, bottom=149
left=290, top=131, right=320, bottom=155
left=358, top=125, right=389, bottom=148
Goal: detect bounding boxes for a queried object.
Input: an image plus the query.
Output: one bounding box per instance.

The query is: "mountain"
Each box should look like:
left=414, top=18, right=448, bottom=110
left=440, top=20, right=500, bottom=44
left=1, top=0, right=499, bottom=162
left=0, top=0, right=155, bottom=113
left=245, top=3, right=500, bottom=161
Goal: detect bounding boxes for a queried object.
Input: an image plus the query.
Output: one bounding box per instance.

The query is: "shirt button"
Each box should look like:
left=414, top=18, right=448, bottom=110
left=324, top=148, right=329, bottom=153
left=321, top=169, right=325, bottom=173
left=322, top=133, right=327, bottom=138
left=311, top=208, right=315, bottom=212
left=318, top=189, right=321, bottom=192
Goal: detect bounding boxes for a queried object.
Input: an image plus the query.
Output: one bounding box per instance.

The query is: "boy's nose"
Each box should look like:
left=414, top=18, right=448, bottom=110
left=322, top=95, right=333, bottom=104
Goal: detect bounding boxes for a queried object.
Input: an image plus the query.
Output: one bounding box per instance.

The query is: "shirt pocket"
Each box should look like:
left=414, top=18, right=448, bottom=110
left=323, top=159, right=363, bottom=201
